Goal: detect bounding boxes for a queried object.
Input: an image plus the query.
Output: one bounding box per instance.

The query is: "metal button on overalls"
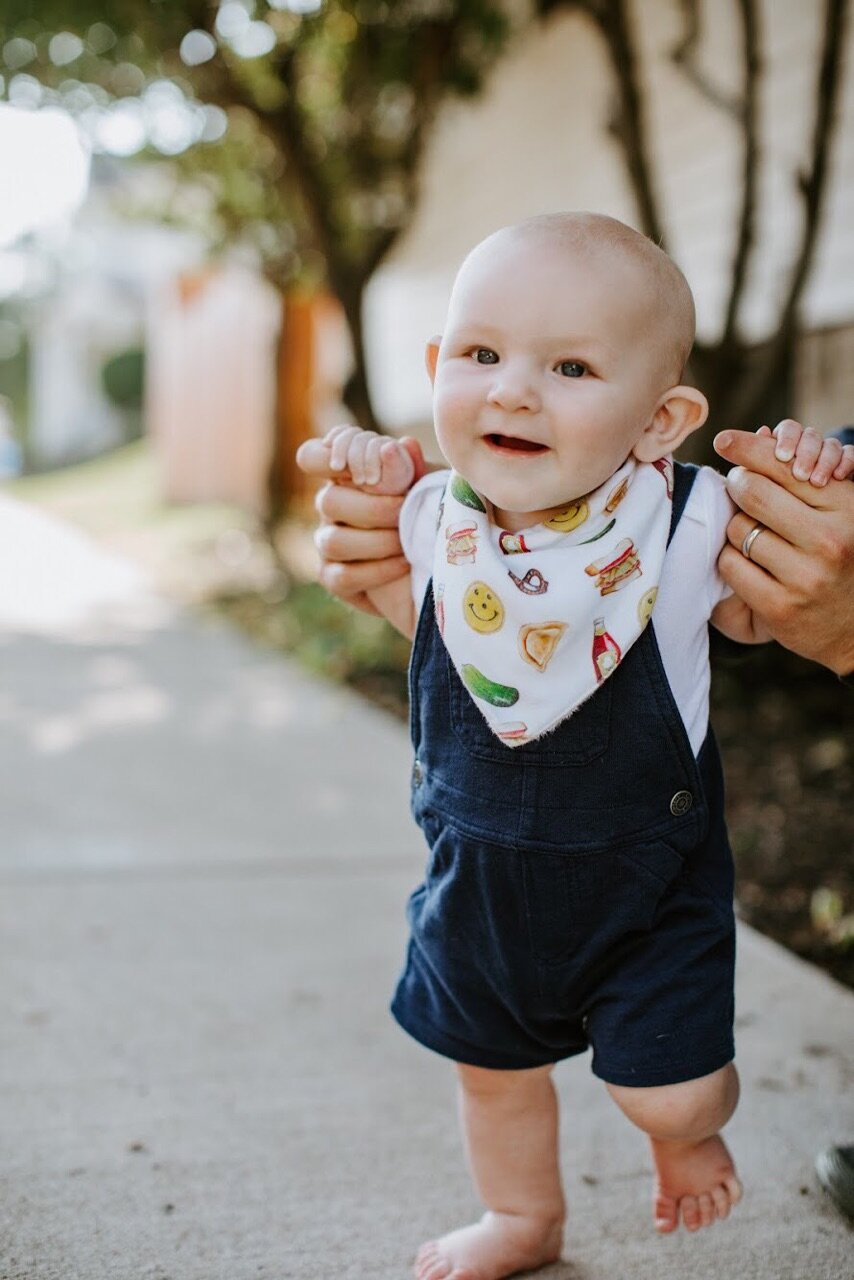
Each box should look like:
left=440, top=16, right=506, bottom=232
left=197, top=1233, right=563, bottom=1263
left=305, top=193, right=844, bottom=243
left=670, top=790, right=693, bottom=816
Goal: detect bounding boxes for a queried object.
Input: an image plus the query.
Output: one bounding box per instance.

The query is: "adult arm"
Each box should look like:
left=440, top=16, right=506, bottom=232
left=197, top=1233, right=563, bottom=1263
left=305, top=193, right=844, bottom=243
left=713, top=427, right=854, bottom=677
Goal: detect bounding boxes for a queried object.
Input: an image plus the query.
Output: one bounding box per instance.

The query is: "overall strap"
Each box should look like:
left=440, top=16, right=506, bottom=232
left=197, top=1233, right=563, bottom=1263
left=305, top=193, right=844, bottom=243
left=668, top=461, right=699, bottom=548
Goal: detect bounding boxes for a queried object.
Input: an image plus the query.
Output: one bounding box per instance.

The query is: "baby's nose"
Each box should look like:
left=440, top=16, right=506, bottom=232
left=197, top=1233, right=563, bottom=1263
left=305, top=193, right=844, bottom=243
left=486, top=369, right=541, bottom=413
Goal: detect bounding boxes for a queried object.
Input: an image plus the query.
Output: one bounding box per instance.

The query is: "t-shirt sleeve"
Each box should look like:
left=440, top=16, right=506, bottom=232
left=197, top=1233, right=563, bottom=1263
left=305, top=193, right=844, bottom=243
left=400, top=469, right=450, bottom=610
left=695, top=465, right=737, bottom=613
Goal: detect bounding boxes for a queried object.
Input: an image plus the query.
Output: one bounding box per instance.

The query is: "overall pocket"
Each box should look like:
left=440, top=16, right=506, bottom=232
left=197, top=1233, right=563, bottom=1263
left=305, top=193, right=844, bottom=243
left=522, top=839, right=684, bottom=968
left=407, top=810, right=529, bottom=978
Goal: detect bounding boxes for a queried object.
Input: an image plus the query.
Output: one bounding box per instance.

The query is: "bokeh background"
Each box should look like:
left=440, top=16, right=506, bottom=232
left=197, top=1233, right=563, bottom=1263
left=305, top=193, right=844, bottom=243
left=0, top=0, right=851, bottom=981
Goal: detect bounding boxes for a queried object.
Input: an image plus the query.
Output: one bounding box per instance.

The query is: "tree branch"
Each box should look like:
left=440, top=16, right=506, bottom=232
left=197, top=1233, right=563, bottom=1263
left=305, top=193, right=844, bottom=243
left=777, top=0, right=849, bottom=332
left=593, top=0, right=666, bottom=245
left=670, top=0, right=741, bottom=119
left=720, top=0, right=760, bottom=348
left=537, top=0, right=666, bottom=242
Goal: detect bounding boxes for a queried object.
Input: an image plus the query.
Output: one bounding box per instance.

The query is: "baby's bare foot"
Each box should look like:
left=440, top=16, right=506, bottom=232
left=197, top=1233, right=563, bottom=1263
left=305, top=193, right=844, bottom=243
left=414, top=1210, right=563, bottom=1280
left=649, top=1132, right=742, bottom=1233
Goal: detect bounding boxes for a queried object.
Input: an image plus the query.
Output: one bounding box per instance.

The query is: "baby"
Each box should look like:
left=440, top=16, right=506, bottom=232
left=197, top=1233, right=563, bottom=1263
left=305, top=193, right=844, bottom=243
left=304, top=213, right=853, bottom=1280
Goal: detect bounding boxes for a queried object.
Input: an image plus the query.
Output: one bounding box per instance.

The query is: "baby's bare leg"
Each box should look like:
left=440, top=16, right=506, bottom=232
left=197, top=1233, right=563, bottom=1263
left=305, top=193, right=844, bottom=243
left=416, top=1062, right=565, bottom=1280
left=608, top=1063, right=742, bottom=1234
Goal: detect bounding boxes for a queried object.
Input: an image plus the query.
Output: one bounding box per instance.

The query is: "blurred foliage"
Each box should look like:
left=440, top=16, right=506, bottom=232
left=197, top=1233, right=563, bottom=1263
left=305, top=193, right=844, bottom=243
left=0, top=1, right=515, bottom=432
left=711, top=641, right=854, bottom=988
left=101, top=345, right=146, bottom=409
left=0, top=306, right=29, bottom=442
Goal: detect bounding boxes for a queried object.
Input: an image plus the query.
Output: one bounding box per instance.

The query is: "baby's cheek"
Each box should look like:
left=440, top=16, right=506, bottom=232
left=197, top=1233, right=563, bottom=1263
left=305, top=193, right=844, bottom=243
left=433, top=394, right=472, bottom=458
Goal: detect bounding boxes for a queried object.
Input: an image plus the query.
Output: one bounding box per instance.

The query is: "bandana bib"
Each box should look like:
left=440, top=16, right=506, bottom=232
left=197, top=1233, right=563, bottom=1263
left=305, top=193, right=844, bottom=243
left=432, top=455, right=674, bottom=747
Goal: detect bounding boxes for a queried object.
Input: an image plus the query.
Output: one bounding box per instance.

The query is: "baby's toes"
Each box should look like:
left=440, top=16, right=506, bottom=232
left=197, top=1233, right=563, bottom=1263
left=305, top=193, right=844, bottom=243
left=415, top=1241, right=450, bottom=1280
left=653, top=1192, right=679, bottom=1233
left=679, top=1194, right=701, bottom=1231
left=697, top=1192, right=716, bottom=1228
left=711, top=1183, right=731, bottom=1220
left=724, top=1174, right=743, bottom=1206
left=423, top=1263, right=453, bottom=1280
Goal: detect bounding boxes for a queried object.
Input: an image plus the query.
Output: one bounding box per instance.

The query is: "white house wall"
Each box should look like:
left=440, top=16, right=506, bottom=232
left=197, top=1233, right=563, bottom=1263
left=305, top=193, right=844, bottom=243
left=364, top=0, right=854, bottom=437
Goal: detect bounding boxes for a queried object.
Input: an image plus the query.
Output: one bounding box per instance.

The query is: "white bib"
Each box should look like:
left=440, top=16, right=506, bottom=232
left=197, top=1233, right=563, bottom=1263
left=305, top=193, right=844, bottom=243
left=432, top=455, right=674, bottom=747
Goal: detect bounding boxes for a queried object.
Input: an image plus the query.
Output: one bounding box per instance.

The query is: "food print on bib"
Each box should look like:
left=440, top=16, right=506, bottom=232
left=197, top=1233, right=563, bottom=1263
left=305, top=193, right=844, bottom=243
left=432, top=456, right=674, bottom=746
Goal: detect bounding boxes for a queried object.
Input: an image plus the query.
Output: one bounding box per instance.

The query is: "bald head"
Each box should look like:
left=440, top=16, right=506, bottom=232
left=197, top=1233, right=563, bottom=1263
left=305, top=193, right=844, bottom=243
left=458, top=212, right=696, bottom=387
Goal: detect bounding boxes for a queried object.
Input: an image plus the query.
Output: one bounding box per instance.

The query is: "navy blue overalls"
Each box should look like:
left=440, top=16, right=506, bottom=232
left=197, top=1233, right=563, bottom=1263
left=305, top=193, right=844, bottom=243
left=391, top=463, right=736, bottom=1087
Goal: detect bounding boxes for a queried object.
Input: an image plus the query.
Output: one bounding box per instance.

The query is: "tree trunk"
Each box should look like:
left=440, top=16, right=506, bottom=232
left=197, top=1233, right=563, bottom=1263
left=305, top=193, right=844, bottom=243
left=265, top=291, right=317, bottom=532
left=682, top=330, right=795, bottom=468
left=337, top=281, right=382, bottom=434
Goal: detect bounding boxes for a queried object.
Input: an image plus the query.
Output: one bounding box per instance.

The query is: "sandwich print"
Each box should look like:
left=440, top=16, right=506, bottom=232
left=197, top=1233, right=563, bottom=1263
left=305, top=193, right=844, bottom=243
left=584, top=538, right=643, bottom=596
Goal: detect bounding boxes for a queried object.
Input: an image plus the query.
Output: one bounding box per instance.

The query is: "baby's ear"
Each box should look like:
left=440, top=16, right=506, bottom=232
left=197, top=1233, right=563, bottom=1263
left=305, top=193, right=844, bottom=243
left=425, top=336, right=441, bottom=384
left=633, top=385, right=709, bottom=462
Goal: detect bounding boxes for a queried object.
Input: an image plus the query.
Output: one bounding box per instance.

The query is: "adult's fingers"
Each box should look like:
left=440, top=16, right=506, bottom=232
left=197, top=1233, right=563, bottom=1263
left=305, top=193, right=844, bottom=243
left=720, top=467, right=843, bottom=554
left=295, top=436, right=336, bottom=478
left=315, top=480, right=404, bottom=529
left=717, top=543, right=791, bottom=622
left=315, top=523, right=403, bottom=562
left=713, top=429, right=835, bottom=510
left=318, top=554, right=410, bottom=598
left=315, top=575, right=382, bottom=616
left=724, top=510, right=813, bottom=584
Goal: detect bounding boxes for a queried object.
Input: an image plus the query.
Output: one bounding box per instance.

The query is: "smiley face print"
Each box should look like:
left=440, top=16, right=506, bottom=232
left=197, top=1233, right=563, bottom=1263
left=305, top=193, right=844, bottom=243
left=544, top=500, right=588, bottom=533
left=463, top=581, right=505, bottom=634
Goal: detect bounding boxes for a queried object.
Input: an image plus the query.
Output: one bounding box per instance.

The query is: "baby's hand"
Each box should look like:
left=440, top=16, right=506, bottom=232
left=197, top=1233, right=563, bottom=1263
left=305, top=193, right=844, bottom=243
left=756, top=419, right=854, bottom=486
left=321, top=425, right=416, bottom=495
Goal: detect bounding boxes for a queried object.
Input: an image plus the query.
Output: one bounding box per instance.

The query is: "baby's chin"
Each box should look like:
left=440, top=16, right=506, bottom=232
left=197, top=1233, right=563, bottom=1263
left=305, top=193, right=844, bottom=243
left=490, top=497, right=583, bottom=533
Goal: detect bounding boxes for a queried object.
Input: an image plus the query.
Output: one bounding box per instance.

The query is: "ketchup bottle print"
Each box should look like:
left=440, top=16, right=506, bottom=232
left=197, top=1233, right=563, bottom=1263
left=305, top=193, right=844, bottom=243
left=592, top=617, right=621, bottom=682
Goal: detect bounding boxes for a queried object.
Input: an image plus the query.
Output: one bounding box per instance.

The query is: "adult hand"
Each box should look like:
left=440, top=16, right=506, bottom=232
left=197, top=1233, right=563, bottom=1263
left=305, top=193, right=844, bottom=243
left=296, top=432, right=427, bottom=614
left=713, top=426, right=854, bottom=676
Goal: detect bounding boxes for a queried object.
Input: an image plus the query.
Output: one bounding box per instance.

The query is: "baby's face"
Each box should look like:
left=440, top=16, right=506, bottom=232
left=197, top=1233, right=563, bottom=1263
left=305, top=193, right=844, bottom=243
left=430, top=235, right=672, bottom=531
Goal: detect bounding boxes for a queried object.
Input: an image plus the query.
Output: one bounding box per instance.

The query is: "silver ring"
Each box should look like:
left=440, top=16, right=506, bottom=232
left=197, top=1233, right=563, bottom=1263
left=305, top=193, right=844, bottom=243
left=741, top=523, right=765, bottom=560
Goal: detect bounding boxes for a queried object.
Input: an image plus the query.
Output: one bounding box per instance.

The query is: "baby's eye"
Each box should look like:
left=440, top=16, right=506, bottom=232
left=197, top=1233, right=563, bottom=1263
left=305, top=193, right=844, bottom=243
left=557, top=360, right=587, bottom=378
left=474, top=348, right=499, bottom=365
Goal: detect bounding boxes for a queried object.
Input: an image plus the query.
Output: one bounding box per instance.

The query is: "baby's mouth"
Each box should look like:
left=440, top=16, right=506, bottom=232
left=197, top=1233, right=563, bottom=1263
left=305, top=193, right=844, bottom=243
left=484, top=434, right=549, bottom=455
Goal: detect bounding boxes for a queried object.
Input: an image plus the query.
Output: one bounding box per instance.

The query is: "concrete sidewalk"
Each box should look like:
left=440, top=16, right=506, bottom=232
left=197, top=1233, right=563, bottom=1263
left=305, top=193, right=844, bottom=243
left=0, top=492, right=851, bottom=1280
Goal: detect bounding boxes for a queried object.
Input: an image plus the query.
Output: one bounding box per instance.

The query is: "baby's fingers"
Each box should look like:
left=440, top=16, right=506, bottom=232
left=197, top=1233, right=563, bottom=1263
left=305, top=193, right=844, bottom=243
left=380, top=439, right=416, bottom=491
left=802, top=434, right=843, bottom=486
left=771, top=418, right=804, bottom=463
left=328, top=425, right=364, bottom=474
left=793, top=432, right=824, bottom=486
left=360, top=434, right=386, bottom=487
left=362, top=440, right=416, bottom=495
left=833, top=442, right=854, bottom=481
left=792, top=427, right=824, bottom=483
left=346, top=430, right=380, bottom=485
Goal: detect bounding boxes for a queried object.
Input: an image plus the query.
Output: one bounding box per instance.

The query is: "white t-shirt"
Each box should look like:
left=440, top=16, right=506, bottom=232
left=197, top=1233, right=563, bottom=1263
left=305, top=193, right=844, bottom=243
left=400, top=467, right=735, bottom=758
